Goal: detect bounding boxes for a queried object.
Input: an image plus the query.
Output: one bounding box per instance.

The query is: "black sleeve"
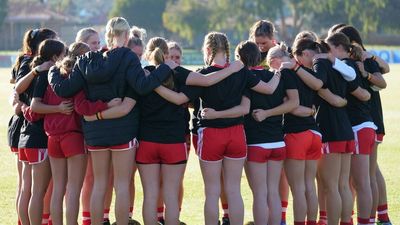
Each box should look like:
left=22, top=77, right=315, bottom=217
left=347, top=77, right=360, bottom=93
left=125, top=86, right=139, bottom=101
left=282, top=70, right=297, bottom=90
left=33, top=72, right=49, bottom=98
left=15, top=57, right=31, bottom=82
left=174, top=66, right=192, bottom=84
left=313, top=59, right=328, bottom=88
left=243, top=88, right=251, bottom=98
left=48, top=65, right=85, bottom=98
left=245, top=69, right=261, bottom=88
left=364, top=58, right=381, bottom=74
left=125, top=54, right=173, bottom=95
left=180, top=85, right=203, bottom=101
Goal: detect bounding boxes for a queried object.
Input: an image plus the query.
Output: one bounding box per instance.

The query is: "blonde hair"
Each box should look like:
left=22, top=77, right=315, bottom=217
left=128, top=26, right=146, bottom=48
left=168, top=41, right=182, bottom=55
left=202, top=32, right=230, bottom=66
left=145, top=37, right=174, bottom=89
left=58, top=42, right=90, bottom=75
left=266, top=43, right=290, bottom=66
left=75, top=27, right=98, bottom=43
left=105, top=17, right=130, bottom=48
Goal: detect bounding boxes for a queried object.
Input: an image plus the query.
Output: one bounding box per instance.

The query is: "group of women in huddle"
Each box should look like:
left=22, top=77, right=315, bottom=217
left=7, top=16, right=392, bottom=225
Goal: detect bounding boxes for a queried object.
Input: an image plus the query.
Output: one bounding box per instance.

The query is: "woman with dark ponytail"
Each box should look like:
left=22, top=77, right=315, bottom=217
left=325, top=32, right=374, bottom=225
left=12, top=28, right=57, bottom=225
left=337, top=25, right=391, bottom=225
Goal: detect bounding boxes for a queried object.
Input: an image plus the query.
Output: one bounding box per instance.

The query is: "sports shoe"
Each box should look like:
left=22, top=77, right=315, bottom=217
left=103, top=219, right=111, bottom=225
left=179, top=221, right=187, bottom=225
left=377, top=221, right=392, bottom=225
left=222, top=217, right=230, bottom=225
left=280, top=221, right=287, bottom=225
left=158, top=218, right=165, bottom=225
left=245, top=222, right=255, bottom=225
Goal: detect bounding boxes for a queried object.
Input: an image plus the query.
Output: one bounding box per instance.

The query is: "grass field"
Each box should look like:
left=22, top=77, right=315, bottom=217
left=0, top=66, right=399, bottom=225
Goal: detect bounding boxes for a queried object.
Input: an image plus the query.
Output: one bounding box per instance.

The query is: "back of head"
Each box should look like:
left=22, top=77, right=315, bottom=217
left=266, top=43, right=289, bottom=66
left=14, top=28, right=57, bottom=71
left=145, top=37, right=168, bottom=65
left=326, top=32, right=362, bottom=61
left=292, top=38, right=321, bottom=56
left=249, top=20, right=275, bottom=41
left=128, top=26, right=147, bottom=48
left=31, top=39, right=65, bottom=69
left=202, top=32, right=230, bottom=66
left=336, top=25, right=365, bottom=50
left=235, top=41, right=261, bottom=68
left=105, top=17, right=130, bottom=48
left=58, top=42, right=90, bottom=75
left=75, top=27, right=98, bottom=43
left=294, top=31, right=319, bottom=42
left=327, top=23, right=347, bottom=36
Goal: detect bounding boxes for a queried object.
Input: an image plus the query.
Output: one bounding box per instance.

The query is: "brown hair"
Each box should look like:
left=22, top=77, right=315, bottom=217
left=58, top=42, right=90, bottom=75
left=30, top=39, right=65, bottom=69
left=249, top=20, right=275, bottom=41
left=294, top=31, right=319, bottom=42
left=13, top=28, right=57, bottom=72
left=327, top=23, right=347, bottom=36
left=326, top=32, right=362, bottom=61
left=145, top=37, right=174, bottom=89
left=235, top=41, right=261, bottom=68
left=292, top=38, right=322, bottom=56
left=202, top=32, right=230, bottom=66
left=336, top=25, right=366, bottom=50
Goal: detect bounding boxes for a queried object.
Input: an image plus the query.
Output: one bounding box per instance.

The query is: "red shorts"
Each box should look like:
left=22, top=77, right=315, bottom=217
left=48, top=132, right=86, bottom=158
left=284, top=130, right=322, bottom=160
left=192, top=134, right=198, bottom=151
left=354, top=127, right=376, bottom=155
left=136, top=141, right=187, bottom=164
left=197, top=125, right=247, bottom=162
left=375, top=133, right=384, bottom=143
left=247, top=142, right=286, bottom=163
left=10, top=147, right=18, bottom=153
left=19, top=148, right=48, bottom=164
left=87, top=138, right=137, bottom=152
left=322, top=140, right=355, bottom=154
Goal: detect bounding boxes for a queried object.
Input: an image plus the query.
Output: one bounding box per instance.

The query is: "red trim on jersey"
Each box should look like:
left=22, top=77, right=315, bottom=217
left=249, top=66, right=264, bottom=70
left=212, top=63, right=229, bottom=68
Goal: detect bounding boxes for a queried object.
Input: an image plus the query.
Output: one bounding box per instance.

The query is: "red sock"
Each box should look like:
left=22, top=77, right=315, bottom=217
left=319, top=210, right=327, bottom=223
left=157, top=207, right=164, bottom=221
left=295, top=221, right=306, bottom=225
left=357, top=217, right=370, bottom=225
left=42, top=214, right=50, bottom=225
left=340, top=222, right=352, bottom=225
left=103, top=208, right=110, bottom=221
left=377, top=204, right=390, bottom=222
left=82, top=211, right=91, bottom=225
left=129, top=206, right=134, bottom=218
left=222, top=203, right=229, bottom=218
left=48, top=218, right=52, bottom=225
left=281, top=201, right=288, bottom=222
left=307, top=220, right=317, bottom=225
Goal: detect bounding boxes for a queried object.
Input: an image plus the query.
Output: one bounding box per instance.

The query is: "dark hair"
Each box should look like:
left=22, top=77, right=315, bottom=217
left=249, top=20, right=275, bottom=40
left=326, top=32, right=362, bottom=61
left=13, top=28, right=57, bottom=71
left=31, top=39, right=65, bottom=69
left=292, top=38, right=322, bottom=56
left=318, top=41, right=330, bottom=53
left=235, top=41, right=261, bottom=67
left=58, top=42, right=90, bottom=75
left=327, top=23, right=347, bottom=36
left=336, top=25, right=366, bottom=50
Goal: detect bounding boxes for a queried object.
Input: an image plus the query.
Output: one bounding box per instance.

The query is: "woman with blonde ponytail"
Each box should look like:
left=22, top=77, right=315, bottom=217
left=48, top=17, right=177, bottom=225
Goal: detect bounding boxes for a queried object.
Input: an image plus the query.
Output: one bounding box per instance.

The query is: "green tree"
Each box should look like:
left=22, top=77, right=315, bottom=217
left=110, top=0, right=166, bottom=33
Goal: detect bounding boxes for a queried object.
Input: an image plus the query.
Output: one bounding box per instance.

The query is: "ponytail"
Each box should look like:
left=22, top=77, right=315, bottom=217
left=349, top=44, right=363, bottom=61
left=31, top=56, right=45, bottom=68
left=150, top=47, right=165, bottom=65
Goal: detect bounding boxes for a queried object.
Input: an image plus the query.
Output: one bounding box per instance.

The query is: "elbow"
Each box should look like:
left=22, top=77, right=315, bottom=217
left=30, top=102, right=38, bottom=113
left=290, top=98, right=300, bottom=111
left=383, top=67, right=390, bottom=74
left=15, top=86, right=24, bottom=94
left=312, top=82, right=323, bottom=91
left=121, top=105, right=134, bottom=115
left=362, top=92, right=371, bottom=101
left=242, top=106, right=250, bottom=116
